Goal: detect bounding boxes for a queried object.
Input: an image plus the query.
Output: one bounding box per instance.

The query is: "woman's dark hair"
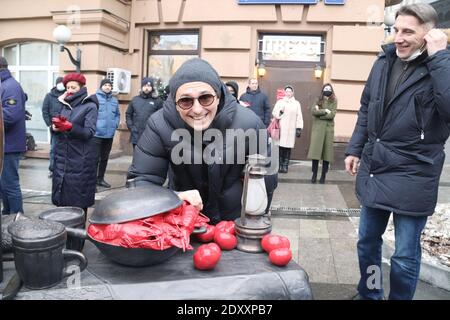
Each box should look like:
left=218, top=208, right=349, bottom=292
left=317, top=83, right=336, bottom=107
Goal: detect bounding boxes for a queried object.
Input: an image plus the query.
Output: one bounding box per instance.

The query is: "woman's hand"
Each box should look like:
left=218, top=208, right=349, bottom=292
left=325, top=109, right=331, bottom=114
left=52, top=124, right=60, bottom=132
left=178, top=189, right=203, bottom=211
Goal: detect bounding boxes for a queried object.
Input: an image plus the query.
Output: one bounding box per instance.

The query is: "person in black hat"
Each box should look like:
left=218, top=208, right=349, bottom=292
left=125, top=77, right=163, bottom=148
left=225, top=81, right=239, bottom=102
left=127, top=58, right=277, bottom=224
left=42, top=76, right=65, bottom=178
left=93, top=78, right=120, bottom=189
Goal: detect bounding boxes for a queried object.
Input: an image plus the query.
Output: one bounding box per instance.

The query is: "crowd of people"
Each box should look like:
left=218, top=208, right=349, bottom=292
left=0, top=3, right=448, bottom=300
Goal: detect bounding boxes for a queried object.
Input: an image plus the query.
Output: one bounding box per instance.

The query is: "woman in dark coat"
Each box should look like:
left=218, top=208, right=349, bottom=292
left=51, top=73, right=99, bottom=216
left=128, top=58, right=277, bottom=224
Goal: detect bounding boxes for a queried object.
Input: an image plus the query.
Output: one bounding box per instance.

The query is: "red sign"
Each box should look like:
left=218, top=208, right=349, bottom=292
left=276, top=88, right=285, bottom=100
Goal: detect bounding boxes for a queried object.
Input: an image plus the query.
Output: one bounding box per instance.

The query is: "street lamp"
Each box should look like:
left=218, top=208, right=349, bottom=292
left=257, top=62, right=266, bottom=78
left=53, top=25, right=81, bottom=73
left=384, top=12, right=396, bottom=37
left=314, top=65, right=323, bottom=79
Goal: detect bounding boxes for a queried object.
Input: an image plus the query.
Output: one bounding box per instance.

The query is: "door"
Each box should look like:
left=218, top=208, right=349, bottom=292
left=259, top=66, right=323, bottom=160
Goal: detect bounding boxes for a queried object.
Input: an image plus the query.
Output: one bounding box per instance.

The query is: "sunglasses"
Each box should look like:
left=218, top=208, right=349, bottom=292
left=176, top=93, right=216, bottom=110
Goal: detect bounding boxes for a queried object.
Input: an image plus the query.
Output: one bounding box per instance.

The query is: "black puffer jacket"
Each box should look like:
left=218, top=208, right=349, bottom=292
left=345, top=43, right=450, bottom=217
left=52, top=87, right=99, bottom=209
left=128, top=84, right=278, bottom=224
left=239, top=87, right=271, bottom=127
left=125, top=92, right=163, bottom=144
left=42, top=87, right=64, bottom=127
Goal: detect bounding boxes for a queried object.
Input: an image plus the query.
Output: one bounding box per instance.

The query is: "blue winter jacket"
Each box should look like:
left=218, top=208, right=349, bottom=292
left=0, top=69, right=27, bottom=153
left=94, top=89, right=120, bottom=139
left=345, top=43, right=450, bottom=217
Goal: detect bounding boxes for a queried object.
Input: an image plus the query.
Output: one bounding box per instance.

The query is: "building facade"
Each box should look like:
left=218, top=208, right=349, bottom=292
left=0, top=0, right=389, bottom=159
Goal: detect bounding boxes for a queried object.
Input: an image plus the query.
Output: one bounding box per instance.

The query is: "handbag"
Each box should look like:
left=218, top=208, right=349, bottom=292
left=267, top=118, right=280, bottom=140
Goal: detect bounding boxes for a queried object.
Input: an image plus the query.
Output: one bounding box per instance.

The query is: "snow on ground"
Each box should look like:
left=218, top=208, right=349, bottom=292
left=384, top=203, right=450, bottom=268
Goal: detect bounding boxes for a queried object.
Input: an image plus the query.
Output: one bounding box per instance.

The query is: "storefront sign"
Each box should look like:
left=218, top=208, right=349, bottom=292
left=239, top=0, right=317, bottom=4
left=261, top=35, right=322, bottom=62
left=238, top=0, right=345, bottom=4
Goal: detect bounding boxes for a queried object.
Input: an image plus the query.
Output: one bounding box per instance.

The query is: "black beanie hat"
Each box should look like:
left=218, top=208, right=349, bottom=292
left=0, top=56, right=8, bottom=69
left=169, top=58, right=222, bottom=100
left=141, top=77, right=154, bottom=88
left=100, top=78, right=112, bottom=88
left=55, top=77, right=64, bottom=85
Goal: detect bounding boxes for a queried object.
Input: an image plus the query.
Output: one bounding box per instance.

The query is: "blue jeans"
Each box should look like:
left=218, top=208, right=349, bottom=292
left=0, top=152, right=24, bottom=214
left=357, top=206, right=427, bottom=300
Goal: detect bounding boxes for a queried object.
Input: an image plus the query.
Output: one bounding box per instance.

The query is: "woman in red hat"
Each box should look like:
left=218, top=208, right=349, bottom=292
left=51, top=72, right=99, bottom=219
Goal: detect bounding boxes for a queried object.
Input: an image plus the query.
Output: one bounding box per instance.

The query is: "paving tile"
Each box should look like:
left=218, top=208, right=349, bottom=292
left=327, top=220, right=358, bottom=239
left=271, top=183, right=348, bottom=209
left=299, top=219, right=329, bottom=239
left=271, top=217, right=301, bottom=231
left=330, top=238, right=360, bottom=285
left=298, top=238, right=337, bottom=284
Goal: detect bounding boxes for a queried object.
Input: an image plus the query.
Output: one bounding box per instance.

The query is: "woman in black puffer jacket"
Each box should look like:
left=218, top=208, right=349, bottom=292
left=52, top=73, right=99, bottom=216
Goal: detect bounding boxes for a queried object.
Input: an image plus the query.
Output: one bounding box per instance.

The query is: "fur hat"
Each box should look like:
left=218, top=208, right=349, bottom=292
left=63, top=73, right=86, bottom=86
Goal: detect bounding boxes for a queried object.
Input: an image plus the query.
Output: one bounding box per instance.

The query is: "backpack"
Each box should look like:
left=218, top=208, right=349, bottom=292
left=26, top=132, right=37, bottom=151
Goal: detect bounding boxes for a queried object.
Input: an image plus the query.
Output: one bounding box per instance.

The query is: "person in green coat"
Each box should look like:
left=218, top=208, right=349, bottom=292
left=307, top=83, right=337, bottom=184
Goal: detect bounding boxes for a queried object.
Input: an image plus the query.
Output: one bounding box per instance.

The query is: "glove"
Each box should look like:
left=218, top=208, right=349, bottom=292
left=296, top=128, right=302, bottom=138
left=58, top=120, right=73, bottom=132
left=52, top=116, right=72, bottom=132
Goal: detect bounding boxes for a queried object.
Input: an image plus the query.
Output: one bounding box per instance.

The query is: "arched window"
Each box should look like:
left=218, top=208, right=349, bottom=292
left=2, top=42, right=60, bottom=143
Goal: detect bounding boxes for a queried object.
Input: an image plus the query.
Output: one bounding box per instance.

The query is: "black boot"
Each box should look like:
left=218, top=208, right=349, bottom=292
left=284, top=148, right=291, bottom=173
left=319, top=161, right=329, bottom=184
left=311, top=160, right=318, bottom=183
left=97, top=178, right=111, bottom=188
left=278, top=147, right=287, bottom=173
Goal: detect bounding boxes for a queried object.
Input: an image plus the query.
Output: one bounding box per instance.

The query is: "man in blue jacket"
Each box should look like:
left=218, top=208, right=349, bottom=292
left=345, top=4, right=450, bottom=300
left=0, top=56, right=27, bottom=214
left=239, top=78, right=271, bottom=127
left=94, top=78, right=120, bottom=188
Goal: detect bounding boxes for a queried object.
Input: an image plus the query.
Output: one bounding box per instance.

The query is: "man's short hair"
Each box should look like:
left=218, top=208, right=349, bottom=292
left=395, top=3, right=438, bottom=29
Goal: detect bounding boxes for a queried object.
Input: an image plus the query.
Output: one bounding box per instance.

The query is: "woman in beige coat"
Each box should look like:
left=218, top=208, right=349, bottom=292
left=272, top=85, right=303, bottom=173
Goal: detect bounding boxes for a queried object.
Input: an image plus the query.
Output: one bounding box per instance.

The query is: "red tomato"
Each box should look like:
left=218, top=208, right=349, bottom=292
left=193, top=243, right=222, bottom=270
left=214, top=230, right=237, bottom=250
left=269, top=248, right=292, bottom=267
left=196, top=224, right=216, bottom=243
left=216, top=221, right=235, bottom=235
left=261, top=234, right=290, bottom=253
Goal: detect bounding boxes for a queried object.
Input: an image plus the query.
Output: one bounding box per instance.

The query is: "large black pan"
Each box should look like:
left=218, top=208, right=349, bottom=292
left=66, top=226, right=205, bottom=267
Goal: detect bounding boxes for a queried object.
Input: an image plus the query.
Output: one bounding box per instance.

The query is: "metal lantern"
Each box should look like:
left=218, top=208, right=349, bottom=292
left=235, top=154, right=272, bottom=253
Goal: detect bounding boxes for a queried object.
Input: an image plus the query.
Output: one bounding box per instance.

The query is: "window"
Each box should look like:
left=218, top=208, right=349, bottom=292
left=1, top=42, right=60, bottom=143
left=148, top=31, right=199, bottom=95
